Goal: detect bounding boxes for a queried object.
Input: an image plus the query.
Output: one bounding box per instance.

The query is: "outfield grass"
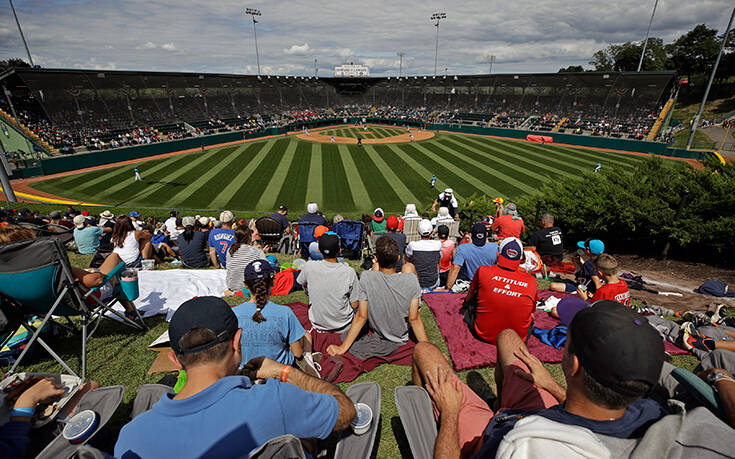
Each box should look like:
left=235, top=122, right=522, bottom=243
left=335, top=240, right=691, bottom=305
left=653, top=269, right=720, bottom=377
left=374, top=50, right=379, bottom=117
left=9, top=251, right=701, bottom=458
left=319, top=126, right=406, bottom=139
left=671, top=129, right=716, bottom=150
left=29, top=130, right=666, bottom=215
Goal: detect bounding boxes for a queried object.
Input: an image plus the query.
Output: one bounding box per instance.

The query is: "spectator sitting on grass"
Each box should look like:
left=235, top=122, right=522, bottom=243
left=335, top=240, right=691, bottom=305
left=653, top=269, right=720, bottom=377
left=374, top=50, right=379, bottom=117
left=431, top=207, right=454, bottom=227
left=208, top=211, right=236, bottom=268
left=114, top=296, right=355, bottom=458
left=526, top=213, right=564, bottom=265
left=111, top=215, right=154, bottom=268
left=308, top=225, right=330, bottom=261
left=578, top=253, right=630, bottom=306
left=380, top=216, right=407, bottom=272
left=232, top=259, right=321, bottom=377
left=437, top=225, right=455, bottom=288
left=327, top=236, right=428, bottom=359
left=268, top=205, right=290, bottom=233
left=73, top=214, right=107, bottom=255
left=178, top=217, right=211, bottom=268
left=445, top=222, right=498, bottom=293
left=550, top=239, right=604, bottom=295
left=404, top=219, right=442, bottom=292
left=297, top=234, right=360, bottom=333
left=225, top=228, right=265, bottom=296
left=492, top=202, right=525, bottom=240
left=370, top=208, right=387, bottom=238
left=299, top=203, right=328, bottom=259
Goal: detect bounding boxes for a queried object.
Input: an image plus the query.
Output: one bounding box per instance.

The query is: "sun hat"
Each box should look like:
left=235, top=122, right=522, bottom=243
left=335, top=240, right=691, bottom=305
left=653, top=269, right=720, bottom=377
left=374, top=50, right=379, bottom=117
left=219, top=211, right=234, bottom=223
left=73, top=215, right=87, bottom=229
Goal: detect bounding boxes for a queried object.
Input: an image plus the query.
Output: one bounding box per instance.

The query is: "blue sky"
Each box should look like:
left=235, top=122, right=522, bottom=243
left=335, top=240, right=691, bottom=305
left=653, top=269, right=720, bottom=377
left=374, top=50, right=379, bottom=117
left=0, top=0, right=731, bottom=76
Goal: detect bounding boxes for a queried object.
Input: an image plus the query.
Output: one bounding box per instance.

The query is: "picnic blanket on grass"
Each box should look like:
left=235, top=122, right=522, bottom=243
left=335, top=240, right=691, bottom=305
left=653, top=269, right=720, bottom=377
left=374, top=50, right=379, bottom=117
left=285, top=302, right=415, bottom=383
left=423, top=290, right=688, bottom=371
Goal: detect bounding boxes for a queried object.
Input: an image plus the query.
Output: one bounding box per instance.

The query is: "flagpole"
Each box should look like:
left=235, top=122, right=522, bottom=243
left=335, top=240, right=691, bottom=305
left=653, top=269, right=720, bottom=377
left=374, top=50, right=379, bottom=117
left=9, top=0, right=34, bottom=67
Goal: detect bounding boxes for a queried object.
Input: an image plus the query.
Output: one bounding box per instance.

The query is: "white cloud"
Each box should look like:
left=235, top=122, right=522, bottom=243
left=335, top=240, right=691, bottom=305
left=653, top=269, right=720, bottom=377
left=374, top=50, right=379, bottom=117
left=284, top=43, right=311, bottom=55
left=136, top=41, right=157, bottom=50
left=161, top=42, right=176, bottom=51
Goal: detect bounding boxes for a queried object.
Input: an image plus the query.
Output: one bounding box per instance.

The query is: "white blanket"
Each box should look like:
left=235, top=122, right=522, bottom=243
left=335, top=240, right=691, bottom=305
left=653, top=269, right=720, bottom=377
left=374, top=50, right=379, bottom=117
left=107, top=269, right=228, bottom=321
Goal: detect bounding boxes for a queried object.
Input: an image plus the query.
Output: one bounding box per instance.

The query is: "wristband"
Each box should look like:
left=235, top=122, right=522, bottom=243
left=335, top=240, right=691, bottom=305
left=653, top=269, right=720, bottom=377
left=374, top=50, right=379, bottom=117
left=279, top=365, right=291, bottom=382
left=10, top=407, right=35, bottom=417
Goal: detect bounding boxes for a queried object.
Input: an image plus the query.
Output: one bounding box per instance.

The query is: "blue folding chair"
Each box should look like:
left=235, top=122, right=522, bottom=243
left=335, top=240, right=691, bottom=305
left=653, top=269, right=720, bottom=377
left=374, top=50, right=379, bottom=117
left=0, top=237, right=145, bottom=378
left=334, top=220, right=365, bottom=259
left=297, top=222, right=318, bottom=260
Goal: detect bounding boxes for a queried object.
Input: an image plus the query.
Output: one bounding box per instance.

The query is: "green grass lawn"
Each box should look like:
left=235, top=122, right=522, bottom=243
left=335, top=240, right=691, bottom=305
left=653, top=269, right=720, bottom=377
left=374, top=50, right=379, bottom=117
left=671, top=129, right=716, bottom=150
left=28, top=131, right=659, bottom=215
left=319, top=126, right=406, bottom=139
left=9, top=251, right=701, bottom=458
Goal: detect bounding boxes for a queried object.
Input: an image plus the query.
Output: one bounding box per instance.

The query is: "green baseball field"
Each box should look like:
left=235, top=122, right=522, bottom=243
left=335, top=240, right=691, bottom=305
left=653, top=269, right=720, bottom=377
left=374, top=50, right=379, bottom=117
left=29, top=127, right=658, bottom=213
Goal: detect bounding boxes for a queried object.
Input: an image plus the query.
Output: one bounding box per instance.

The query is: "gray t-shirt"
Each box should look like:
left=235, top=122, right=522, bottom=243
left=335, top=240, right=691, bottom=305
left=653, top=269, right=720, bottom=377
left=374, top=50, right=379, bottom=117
left=297, top=260, right=360, bottom=332
left=406, top=239, right=442, bottom=288
left=358, top=270, right=421, bottom=344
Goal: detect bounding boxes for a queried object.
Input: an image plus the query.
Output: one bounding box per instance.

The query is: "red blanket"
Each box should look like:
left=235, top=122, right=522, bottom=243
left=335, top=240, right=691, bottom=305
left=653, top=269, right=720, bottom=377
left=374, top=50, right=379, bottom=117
left=285, top=302, right=415, bottom=383
left=423, top=291, right=688, bottom=371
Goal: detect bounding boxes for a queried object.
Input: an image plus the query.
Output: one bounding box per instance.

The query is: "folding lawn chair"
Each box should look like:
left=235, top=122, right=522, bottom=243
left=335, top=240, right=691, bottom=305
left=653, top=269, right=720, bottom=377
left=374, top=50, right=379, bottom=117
left=334, top=220, right=364, bottom=260
left=255, top=216, right=284, bottom=252
left=446, top=220, right=461, bottom=242
left=395, top=386, right=437, bottom=459
left=0, top=237, right=145, bottom=379
left=671, top=367, right=725, bottom=421
left=402, top=217, right=422, bottom=243
left=296, top=222, right=318, bottom=259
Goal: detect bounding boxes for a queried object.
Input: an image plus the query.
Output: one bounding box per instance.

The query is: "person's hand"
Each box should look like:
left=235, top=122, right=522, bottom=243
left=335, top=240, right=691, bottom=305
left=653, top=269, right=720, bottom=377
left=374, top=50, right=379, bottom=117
left=241, top=356, right=283, bottom=380
left=513, top=346, right=560, bottom=394
left=576, top=285, right=590, bottom=300
left=697, top=368, right=734, bottom=382
left=14, top=378, right=65, bottom=409
left=425, top=368, right=463, bottom=415
left=326, top=344, right=346, bottom=356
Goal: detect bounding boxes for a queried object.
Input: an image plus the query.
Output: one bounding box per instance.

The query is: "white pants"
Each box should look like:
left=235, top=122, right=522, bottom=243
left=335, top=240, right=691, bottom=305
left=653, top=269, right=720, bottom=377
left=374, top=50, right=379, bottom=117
left=135, top=172, right=142, bottom=181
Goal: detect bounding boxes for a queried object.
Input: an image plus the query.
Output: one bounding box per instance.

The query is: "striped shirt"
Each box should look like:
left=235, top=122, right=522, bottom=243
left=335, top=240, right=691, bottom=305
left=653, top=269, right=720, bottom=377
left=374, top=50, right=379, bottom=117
left=225, top=245, right=266, bottom=291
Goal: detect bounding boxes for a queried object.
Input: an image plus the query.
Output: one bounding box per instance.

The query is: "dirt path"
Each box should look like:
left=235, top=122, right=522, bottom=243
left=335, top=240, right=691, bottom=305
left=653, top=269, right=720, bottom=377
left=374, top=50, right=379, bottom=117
left=297, top=127, right=434, bottom=144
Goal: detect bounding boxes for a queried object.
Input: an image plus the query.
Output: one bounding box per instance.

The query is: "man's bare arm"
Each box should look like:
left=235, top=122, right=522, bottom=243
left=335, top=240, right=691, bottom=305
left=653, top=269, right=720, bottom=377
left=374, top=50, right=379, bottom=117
left=208, top=247, right=220, bottom=268
left=445, top=264, right=461, bottom=290
left=408, top=298, right=429, bottom=343
left=327, top=301, right=368, bottom=356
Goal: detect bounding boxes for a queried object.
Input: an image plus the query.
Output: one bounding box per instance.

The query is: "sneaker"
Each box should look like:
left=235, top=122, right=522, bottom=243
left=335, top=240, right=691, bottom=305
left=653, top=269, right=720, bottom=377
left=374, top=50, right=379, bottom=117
left=296, top=352, right=322, bottom=379
left=711, top=304, right=729, bottom=326
left=680, top=322, right=715, bottom=351
left=171, top=260, right=182, bottom=266
left=682, top=310, right=712, bottom=327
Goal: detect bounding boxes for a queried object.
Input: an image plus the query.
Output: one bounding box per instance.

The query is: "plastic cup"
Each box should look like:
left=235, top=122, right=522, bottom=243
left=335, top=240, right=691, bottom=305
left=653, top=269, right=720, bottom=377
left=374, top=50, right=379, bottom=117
left=62, top=409, right=99, bottom=443
left=120, top=269, right=140, bottom=301
left=350, top=402, right=372, bottom=435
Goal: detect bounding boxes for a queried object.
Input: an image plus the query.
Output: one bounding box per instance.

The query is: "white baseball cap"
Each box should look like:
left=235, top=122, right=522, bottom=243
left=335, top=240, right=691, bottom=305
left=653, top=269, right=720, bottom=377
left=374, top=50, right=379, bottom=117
left=219, top=210, right=234, bottom=223
left=198, top=217, right=210, bottom=226
left=307, top=202, right=319, bottom=214
left=73, top=215, right=87, bottom=229
left=418, top=219, right=433, bottom=236
left=444, top=188, right=453, bottom=195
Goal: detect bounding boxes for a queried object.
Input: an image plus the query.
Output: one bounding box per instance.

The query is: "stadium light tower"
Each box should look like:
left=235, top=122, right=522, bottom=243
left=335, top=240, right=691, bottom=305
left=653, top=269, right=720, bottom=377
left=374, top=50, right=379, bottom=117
left=397, top=52, right=406, bottom=77
left=245, top=8, right=262, bottom=76
left=431, top=12, right=446, bottom=77
left=636, top=0, right=659, bottom=72
left=485, top=54, right=496, bottom=74
left=686, top=5, right=735, bottom=150
left=9, top=0, right=34, bottom=67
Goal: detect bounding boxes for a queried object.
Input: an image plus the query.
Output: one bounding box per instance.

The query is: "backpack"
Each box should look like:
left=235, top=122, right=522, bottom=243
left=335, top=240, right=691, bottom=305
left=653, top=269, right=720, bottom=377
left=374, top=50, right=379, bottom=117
left=695, top=280, right=735, bottom=298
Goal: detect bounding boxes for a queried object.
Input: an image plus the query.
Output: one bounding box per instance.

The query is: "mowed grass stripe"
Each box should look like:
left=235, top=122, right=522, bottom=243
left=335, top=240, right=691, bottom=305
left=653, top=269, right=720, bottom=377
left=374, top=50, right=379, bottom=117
left=421, top=142, right=526, bottom=196
left=223, top=139, right=289, bottom=210
left=438, top=137, right=549, bottom=188
left=553, top=144, right=647, bottom=170
left=450, top=135, right=580, bottom=177
left=166, top=144, right=250, bottom=206
left=141, top=146, right=241, bottom=207
left=518, top=140, right=642, bottom=172
left=399, top=143, right=490, bottom=199
left=66, top=156, right=173, bottom=196
left=99, top=154, right=195, bottom=205
left=386, top=143, right=458, bottom=200
left=305, top=142, right=323, bottom=205
left=106, top=147, right=227, bottom=206
left=39, top=161, right=136, bottom=192
left=346, top=145, right=403, bottom=209
left=207, top=140, right=275, bottom=209
left=256, top=141, right=298, bottom=210
left=322, top=144, right=355, bottom=211
left=374, top=144, right=437, bottom=206
left=265, top=141, right=310, bottom=210
left=363, top=145, right=420, bottom=206
left=338, top=145, right=372, bottom=209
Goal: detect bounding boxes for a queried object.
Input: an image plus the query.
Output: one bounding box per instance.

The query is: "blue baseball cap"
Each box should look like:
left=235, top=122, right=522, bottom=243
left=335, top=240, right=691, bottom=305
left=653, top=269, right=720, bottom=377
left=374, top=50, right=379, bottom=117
left=498, top=237, right=523, bottom=269
left=244, top=259, right=275, bottom=281
left=577, top=239, right=604, bottom=255
left=128, top=211, right=140, bottom=218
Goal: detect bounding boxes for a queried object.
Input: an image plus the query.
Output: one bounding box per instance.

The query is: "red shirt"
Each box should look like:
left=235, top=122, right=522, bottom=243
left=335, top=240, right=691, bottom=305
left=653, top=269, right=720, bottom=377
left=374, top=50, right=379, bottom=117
left=591, top=279, right=630, bottom=306
left=471, top=264, right=537, bottom=344
left=492, top=214, right=526, bottom=240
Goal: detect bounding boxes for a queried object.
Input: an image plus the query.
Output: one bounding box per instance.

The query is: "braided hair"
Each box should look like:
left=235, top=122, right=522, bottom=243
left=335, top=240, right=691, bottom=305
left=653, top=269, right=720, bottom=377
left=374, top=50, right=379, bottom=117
left=244, top=277, right=273, bottom=323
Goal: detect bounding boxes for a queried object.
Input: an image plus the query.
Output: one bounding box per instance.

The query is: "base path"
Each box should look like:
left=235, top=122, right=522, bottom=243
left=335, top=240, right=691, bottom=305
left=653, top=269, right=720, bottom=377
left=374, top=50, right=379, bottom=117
left=297, top=126, right=434, bottom=144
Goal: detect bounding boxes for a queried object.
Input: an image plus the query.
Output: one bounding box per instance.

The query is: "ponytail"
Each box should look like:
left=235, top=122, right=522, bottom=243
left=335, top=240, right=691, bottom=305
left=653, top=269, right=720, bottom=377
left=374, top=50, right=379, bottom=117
left=229, top=227, right=252, bottom=257
left=245, top=277, right=273, bottom=323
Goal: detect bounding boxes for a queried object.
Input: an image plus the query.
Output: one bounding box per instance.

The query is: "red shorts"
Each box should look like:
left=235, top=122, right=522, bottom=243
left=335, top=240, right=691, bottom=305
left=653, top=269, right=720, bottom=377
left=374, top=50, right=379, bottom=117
left=432, top=360, right=558, bottom=457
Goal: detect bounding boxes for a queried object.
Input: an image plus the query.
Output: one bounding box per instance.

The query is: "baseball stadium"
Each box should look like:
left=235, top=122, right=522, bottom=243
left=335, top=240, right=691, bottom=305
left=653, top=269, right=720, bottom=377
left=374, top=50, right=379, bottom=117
left=0, top=2, right=734, bottom=459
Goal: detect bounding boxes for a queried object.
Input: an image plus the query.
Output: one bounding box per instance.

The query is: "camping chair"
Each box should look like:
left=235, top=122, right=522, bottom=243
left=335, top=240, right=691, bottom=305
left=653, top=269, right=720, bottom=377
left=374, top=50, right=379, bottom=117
left=671, top=367, right=726, bottom=422
left=0, top=237, right=145, bottom=379
left=35, top=385, right=125, bottom=459
left=402, top=217, right=422, bottom=243
left=296, top=222, right=318, bottom=259
left=395, top=386, right=437, bottom=459
left=334, top=220, right=364, bottom=260
left=255, top=216, right=284, bottom=252
left=446, top=220, right=461, bottom=242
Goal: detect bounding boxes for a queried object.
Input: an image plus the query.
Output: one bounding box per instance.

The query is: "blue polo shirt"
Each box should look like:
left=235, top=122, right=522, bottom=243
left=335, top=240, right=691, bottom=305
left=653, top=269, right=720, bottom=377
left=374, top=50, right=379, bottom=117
left=73, top=226, right=103, bottom=254
left=454, top=241, right=499, bottom=281
left=115, top=376, right=338, bottom=459
left=208, top=228, right=235, bottom=267
left=232, top=301, right=306, bottom=366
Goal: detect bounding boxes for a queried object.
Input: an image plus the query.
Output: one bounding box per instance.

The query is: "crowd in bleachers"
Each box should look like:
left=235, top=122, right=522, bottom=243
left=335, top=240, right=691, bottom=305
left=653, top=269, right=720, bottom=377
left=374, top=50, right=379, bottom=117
left=1, top=185, right=735, bottom=458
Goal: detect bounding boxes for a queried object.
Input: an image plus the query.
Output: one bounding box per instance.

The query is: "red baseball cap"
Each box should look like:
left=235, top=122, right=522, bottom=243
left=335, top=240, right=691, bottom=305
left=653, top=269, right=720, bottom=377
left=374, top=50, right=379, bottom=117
left=81, top=210, right=90, bottom=216
left=386, top=215, right=399, bottom=230
left=314, top=225, right=329, bottom=239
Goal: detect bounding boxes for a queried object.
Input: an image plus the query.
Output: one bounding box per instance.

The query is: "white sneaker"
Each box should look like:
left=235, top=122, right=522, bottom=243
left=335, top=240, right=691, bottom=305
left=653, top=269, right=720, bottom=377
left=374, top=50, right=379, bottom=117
left=296, top=352, right=322, bottom=379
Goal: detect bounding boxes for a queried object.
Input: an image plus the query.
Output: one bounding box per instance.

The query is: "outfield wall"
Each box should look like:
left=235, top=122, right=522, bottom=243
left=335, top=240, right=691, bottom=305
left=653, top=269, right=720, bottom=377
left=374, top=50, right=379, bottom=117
left=14, top=117, right=711, bottom=179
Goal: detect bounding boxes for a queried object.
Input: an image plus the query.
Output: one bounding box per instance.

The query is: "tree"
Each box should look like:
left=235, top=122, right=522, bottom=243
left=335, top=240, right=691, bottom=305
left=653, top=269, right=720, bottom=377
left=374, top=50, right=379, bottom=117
left=0, top=58, right=31, bottom=73
left=589, top=39, right=667, bottom=72
left=666, top=24, right=720, bottom=78
left=558, top=65, right=585, bottom=73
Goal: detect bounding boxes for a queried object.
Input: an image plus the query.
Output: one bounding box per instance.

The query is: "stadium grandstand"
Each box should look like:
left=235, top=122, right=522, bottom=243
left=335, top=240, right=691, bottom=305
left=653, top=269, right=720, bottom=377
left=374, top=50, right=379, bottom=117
left=0, top=67, right=677, bottom=157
